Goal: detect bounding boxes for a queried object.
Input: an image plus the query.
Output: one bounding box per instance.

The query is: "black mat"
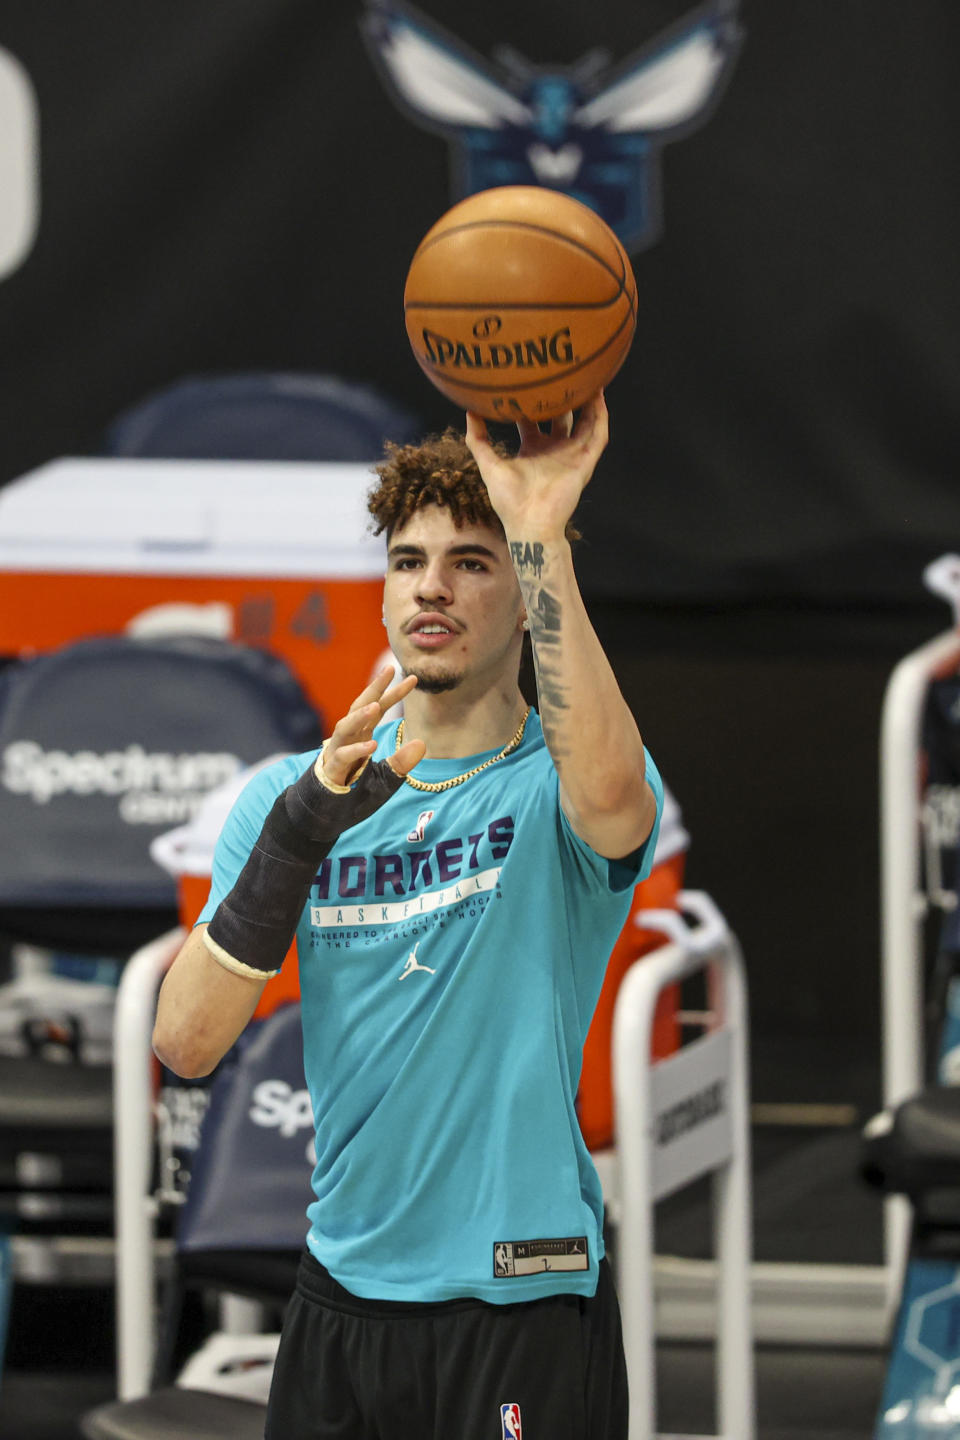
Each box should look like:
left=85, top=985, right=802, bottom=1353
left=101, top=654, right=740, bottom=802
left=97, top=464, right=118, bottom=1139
left=0, top=1350, right=885, bottom=1440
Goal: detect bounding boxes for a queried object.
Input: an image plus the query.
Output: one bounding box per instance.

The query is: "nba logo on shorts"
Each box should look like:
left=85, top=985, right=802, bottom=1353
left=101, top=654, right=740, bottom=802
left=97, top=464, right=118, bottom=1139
left=500, top=1402, right=522, bottom=1439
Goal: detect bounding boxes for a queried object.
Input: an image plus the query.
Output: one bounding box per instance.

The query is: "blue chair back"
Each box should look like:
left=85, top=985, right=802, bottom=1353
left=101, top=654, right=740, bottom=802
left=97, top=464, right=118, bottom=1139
left=0, top=635, right=322, bottom=948
left=105, top=372, right=421, bottom=462
left=176, top=1003, right=311, bottom=1253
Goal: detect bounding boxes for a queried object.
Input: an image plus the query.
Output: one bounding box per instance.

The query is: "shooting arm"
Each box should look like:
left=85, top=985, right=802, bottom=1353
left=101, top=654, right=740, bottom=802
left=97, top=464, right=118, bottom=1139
left=467, top=392, right=656, bottom=860
left=512, top=533, right=657, bottom=859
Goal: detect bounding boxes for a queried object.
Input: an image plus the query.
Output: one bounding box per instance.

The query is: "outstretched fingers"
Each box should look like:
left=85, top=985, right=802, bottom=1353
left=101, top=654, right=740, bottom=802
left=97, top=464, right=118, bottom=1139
left=322, top=670, right=419, bottom=786
left=513, top=400, right=598, bottom=455
left=513, top=415, right=543, bottom=447
left=572, top=389, right=608, bottom=452
left=321, top=728, right=378, bottom=788
left=349, top=666, right=416, bottom=714
left=378, top=673, right=418, bottom=716
left=464, top=411, right=495, bottom=464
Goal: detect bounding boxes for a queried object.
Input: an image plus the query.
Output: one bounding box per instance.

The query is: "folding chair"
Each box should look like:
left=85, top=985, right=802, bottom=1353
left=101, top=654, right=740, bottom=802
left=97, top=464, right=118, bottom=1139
left=0, top=633, right=321, bottom=1377
left=861, top=891, right=960, bottom=1433
left=105, top=371, right=421, bottom=463
left=860, top=557, right=960, bottom=1435
left=878, top=557, right=960, bottom=1278
left=606, top=891, right=755, bottom=1440
left=82, top=1001, right=311, bottom=1440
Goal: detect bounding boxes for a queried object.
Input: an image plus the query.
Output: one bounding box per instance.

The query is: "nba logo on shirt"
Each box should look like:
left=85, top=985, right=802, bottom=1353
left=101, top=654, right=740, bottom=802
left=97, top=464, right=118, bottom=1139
left=407, top=809, right=434, bottom=843
left=500, top=1403, right=522, bottom=1439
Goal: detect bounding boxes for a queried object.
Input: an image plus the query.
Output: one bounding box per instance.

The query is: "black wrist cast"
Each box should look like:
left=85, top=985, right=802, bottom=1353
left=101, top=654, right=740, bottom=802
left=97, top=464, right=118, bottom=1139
left=204, top=757, right=404, bottom=976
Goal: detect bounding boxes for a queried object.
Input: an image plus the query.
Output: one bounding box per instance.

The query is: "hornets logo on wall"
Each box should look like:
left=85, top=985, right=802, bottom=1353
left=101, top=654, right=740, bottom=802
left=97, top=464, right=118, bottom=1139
left=362, top=0, right=743, bottom=254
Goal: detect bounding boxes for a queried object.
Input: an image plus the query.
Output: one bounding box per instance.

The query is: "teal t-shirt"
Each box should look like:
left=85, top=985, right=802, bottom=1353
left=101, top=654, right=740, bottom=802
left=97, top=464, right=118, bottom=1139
left=199, top=710, right=663, bottom=1303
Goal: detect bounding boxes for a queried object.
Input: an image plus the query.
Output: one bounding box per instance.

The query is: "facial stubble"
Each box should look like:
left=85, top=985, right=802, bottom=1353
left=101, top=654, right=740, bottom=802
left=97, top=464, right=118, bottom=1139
left=403, top=665, right=463, bottom=695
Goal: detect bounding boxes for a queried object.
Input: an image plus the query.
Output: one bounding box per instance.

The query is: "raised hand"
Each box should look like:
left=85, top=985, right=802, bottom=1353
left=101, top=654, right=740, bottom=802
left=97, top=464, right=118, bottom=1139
left=319, top=667, right=426, bottom=788
left=464, top=390, right=609, bottom=539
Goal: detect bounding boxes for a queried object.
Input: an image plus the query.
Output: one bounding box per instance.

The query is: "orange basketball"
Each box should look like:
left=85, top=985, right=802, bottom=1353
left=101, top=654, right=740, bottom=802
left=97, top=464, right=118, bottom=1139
left=403, top=186, right=637, bottom=423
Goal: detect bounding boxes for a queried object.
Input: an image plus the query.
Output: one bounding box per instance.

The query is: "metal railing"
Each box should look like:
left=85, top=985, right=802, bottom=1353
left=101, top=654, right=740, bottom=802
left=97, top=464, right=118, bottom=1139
left=611, top=891, right=754, bottom=1440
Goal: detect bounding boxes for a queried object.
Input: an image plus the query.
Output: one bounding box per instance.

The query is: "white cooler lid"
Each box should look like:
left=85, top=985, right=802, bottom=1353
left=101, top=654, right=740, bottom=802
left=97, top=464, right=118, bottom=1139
left=0, top=457, right=386, bottom=577
left=150, top=754, right=291, bottom=877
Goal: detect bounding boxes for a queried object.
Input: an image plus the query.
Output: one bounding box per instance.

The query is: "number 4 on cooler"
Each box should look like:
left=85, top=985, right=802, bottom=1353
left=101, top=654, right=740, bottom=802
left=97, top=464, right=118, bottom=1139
left=290, top=590, right=330, bottom=643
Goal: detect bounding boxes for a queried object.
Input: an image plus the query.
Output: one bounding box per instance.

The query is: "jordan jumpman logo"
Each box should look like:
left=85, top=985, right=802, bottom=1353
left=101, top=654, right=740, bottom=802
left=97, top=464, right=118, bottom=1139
left=398, top=942, right=436, bottom=981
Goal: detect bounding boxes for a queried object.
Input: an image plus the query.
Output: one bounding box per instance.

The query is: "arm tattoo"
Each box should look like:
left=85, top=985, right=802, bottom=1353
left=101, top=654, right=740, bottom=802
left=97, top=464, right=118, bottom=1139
left=511, top=540, right=570, bottom=755
left=510, top=540, right=545, bottom=577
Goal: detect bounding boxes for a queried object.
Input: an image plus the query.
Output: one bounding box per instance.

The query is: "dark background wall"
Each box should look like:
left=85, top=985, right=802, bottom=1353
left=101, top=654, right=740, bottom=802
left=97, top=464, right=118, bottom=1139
left=602, top=605, right=942, bottom=1058
left=1, top=0, right=957, bottom=1099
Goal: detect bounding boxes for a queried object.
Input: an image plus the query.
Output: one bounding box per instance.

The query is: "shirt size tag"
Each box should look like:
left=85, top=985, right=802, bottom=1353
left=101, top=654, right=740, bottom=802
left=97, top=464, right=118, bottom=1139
left=493, top=1237, right=588, bottom=1277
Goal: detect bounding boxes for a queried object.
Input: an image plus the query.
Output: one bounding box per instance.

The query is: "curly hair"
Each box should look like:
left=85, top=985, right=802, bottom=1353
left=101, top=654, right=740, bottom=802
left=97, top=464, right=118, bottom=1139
left=367, top=428, right=581, bottom=542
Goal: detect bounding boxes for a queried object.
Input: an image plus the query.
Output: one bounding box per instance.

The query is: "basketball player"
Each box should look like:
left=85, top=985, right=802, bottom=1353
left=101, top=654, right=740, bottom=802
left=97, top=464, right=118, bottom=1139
left=152, top=389, right=663, bottom=1438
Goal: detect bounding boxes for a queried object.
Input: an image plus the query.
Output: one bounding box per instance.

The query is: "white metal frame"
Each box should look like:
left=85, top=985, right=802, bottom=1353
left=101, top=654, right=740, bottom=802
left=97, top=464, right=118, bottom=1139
left=113, top=926, right=185, bottom=1401
left=609, top=890, right=754, bottom=1440
left=879, top=619, right=960, bottom=1312
left=113, top=926, right=282, bottom=1405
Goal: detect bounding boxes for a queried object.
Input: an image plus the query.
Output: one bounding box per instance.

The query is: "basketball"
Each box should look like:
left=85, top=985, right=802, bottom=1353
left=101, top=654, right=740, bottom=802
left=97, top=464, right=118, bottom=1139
left=403, top=186, right=637, bottom=423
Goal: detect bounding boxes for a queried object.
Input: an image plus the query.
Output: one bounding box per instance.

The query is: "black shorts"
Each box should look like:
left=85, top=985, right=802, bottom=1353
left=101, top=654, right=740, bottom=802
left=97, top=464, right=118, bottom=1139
left=264, top=1249, right=628, bottom=1439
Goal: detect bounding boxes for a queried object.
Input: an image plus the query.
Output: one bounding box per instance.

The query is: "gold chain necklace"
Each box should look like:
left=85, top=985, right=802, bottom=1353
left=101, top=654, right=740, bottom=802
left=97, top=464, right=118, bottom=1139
left=396, top=708, right=532, bottom=793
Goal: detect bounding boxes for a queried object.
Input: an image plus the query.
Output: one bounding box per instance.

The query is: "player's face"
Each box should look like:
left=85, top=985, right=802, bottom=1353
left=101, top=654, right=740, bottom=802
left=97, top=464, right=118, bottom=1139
left=383, top=505, right=525, bottom=696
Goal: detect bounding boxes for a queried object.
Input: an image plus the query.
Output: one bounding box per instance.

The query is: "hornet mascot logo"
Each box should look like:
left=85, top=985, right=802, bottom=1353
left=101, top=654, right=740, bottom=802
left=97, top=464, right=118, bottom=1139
left=362, top=0, right=742, bottom=254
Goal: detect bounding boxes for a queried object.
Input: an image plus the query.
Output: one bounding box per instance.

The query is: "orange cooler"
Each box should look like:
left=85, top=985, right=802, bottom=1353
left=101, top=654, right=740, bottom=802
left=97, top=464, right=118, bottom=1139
left=0, top=456, right=389, bottom=725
